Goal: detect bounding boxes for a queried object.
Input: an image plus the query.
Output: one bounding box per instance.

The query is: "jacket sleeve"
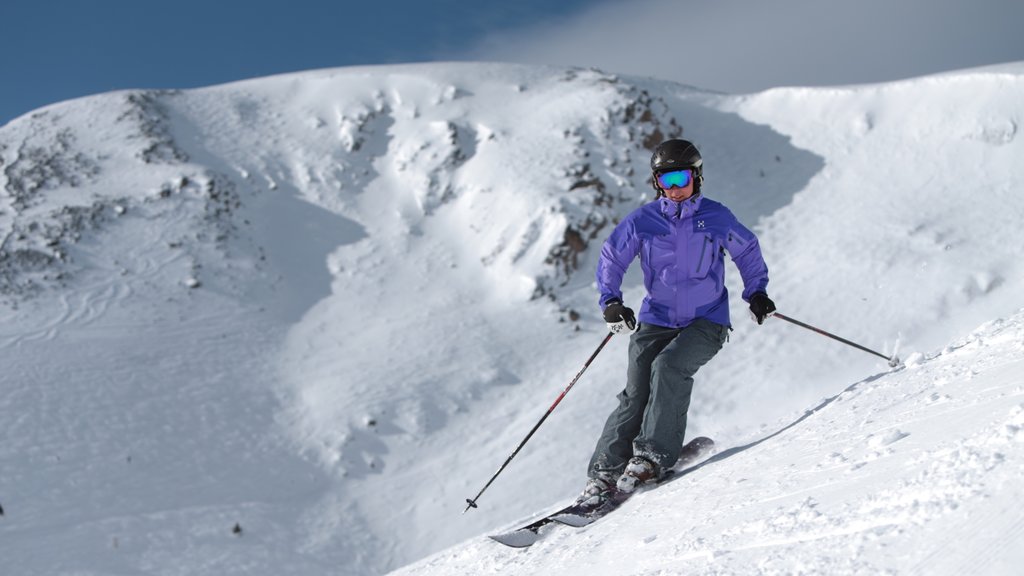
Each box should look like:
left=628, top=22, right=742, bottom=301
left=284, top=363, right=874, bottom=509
left=722, top=216, right=769, bottom=302
left=596, top=218, right=640, bottom=308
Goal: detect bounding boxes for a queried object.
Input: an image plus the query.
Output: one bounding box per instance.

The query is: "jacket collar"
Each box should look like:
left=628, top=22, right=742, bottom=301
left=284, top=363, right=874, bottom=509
left=659, top=194, right=703, bottom=221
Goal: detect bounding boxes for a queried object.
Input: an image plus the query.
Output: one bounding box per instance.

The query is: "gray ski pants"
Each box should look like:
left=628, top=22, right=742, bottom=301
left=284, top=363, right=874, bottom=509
left=588, top=318, right=728, bottom=478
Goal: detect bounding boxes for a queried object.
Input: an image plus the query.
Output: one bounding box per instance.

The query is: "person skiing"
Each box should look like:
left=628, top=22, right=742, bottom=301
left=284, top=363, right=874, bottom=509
left=579, top=138, right=775, bottom=505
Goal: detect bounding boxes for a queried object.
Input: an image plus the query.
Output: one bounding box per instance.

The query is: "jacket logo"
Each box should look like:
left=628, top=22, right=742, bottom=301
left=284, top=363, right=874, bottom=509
left=697, top=220, right=706, bottom=229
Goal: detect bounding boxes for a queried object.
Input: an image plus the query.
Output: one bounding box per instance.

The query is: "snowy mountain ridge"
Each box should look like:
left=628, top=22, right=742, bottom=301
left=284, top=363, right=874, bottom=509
left=1, top=61, right=1022, bottom=575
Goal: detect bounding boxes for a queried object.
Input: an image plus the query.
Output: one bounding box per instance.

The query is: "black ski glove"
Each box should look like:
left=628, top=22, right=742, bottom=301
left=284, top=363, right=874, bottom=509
left=603, top=300, right=638, bottom=334
left=748, top=292, right=776, bottom=325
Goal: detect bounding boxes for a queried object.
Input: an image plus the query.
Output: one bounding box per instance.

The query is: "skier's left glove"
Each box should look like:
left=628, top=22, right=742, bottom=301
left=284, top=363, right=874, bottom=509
left=748, top=292, right=776, bottom=325
left=603, top=300, right=638, bottom=334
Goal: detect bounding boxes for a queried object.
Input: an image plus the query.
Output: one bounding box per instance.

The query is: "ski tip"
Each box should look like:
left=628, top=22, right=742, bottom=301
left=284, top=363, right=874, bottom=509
left=489, top=529, right=543, bottom=548
left=691, top=436, right=715, bottom=448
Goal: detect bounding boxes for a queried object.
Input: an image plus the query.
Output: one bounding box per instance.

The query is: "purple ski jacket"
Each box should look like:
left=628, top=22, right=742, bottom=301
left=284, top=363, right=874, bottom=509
left=597, top=194, right=769, bottom=329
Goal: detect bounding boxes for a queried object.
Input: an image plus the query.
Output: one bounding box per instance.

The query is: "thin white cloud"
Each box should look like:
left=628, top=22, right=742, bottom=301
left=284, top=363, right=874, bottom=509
left=464, top=0, right=1024, bottom=93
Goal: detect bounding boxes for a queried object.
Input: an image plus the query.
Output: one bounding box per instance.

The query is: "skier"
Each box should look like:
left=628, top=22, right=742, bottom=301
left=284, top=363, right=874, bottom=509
left=579, top=138, right=775, bottom=505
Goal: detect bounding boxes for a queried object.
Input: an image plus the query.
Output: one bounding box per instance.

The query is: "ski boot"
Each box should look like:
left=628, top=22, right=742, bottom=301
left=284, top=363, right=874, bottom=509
left=616, top=456, right=658, bottom=493
left=573, top=474, right=616, bottom=509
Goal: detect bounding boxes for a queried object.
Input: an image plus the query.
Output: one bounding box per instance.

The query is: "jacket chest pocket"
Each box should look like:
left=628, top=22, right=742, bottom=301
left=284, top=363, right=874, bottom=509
left=691, top=234, right=716, bottom=278
left=642, top=234, right=676, bottom=284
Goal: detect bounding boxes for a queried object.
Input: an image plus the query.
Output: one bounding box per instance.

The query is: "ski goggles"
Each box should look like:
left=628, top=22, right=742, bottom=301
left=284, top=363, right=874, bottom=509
left=656, top=169, right=693, bottom=189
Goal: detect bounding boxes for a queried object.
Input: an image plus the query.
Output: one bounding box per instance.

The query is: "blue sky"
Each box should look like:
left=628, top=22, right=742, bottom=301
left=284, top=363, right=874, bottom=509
left=0, top=0, right=596, bottom=125
left=3, top=0, right=1023, bottom=126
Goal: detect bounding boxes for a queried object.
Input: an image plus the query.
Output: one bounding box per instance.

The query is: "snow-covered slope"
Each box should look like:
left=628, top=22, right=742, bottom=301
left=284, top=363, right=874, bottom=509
left=398, top=310, right=1024, bottom=575
left=1, top=61, right=1022, bottom=575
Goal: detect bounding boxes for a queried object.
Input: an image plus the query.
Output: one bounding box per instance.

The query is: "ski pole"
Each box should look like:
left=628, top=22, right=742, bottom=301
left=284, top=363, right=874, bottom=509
left=464, top=331, right=615, bottom=513
left=773, top=312, right=901, bottom=367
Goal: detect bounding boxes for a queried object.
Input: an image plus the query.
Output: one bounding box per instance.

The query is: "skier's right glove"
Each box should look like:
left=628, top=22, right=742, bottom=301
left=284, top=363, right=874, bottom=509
left=603, top=300, right=638, bottom=334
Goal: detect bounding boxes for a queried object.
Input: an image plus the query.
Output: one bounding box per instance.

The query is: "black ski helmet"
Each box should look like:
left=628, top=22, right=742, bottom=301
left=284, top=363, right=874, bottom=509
left=651, top=139, right=703, bottom=196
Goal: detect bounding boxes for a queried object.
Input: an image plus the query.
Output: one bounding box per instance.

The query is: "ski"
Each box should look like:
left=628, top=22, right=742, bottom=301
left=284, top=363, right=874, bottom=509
left=487, top=503, right=578, bottom=548
left=488, top=436, right=715, bottom=547
left=552, top=436, right=715, bottom=527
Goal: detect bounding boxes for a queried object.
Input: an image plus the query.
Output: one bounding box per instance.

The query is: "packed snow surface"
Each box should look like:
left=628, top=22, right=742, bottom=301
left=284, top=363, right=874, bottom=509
left=399, top=312, right=1024, bottom=574
left=0, top=61, right=1022, bottom=575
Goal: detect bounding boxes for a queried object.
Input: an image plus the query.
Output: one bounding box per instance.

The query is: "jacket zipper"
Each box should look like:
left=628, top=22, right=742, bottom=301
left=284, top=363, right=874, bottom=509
left=696, top=235, right=711, bottom=273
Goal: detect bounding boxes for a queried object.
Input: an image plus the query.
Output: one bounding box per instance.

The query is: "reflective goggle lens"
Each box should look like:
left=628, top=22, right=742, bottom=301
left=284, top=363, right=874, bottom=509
left=657, top=169, right=693, bottom=189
